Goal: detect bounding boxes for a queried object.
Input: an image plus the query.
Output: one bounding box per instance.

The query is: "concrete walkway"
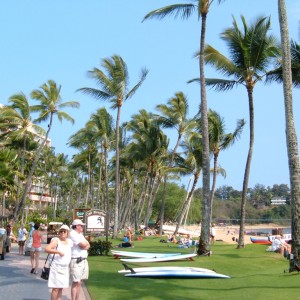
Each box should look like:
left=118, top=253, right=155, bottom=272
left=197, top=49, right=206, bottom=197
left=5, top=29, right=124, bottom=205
left=0, top=243, right=91, bottom=300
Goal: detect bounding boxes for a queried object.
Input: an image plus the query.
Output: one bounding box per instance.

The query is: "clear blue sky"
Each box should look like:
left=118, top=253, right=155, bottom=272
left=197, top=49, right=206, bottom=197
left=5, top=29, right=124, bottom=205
left=0, top=0, right=299, bottom=191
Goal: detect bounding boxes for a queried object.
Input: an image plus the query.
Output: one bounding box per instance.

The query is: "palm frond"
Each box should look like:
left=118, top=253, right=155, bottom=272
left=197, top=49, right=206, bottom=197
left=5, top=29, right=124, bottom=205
left=206, top=78, right=239, bottom=91
left=143, top=4, right=195, bottom=22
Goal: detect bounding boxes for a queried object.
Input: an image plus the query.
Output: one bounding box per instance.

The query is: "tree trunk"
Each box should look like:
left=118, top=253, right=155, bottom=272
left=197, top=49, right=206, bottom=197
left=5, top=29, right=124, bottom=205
left=175, top=173, right=199, bottom=235
left=113, top=105, right=121, bottom=238
left=210, top=153, right=219, bottom=217
left=278, top=0, right=300, bottom=270
left=237, top=86, right=254, bottom=248
left=198, top=12, right=211, bottom=255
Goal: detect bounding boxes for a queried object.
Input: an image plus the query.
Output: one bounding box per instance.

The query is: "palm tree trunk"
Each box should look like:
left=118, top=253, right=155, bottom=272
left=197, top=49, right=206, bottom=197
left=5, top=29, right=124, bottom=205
left=175, top=173, right=199, bottom=235
left=198, top=12, right=212, bottom=255
left=278, top=0, right=300, bottom=269
left=104, top=146, right=110, bottom=241
left=158, top=175, right=167, bottom=236
left=113, top=105, right=121, bottom=238
left=210, top=153, right=219, bottom=217
left=237, top=87, right=254, bottom=248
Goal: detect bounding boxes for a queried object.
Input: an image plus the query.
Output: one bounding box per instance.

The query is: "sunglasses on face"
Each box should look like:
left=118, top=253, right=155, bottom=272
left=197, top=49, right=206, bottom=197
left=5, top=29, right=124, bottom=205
left=59, top=230, right=67, bottom=233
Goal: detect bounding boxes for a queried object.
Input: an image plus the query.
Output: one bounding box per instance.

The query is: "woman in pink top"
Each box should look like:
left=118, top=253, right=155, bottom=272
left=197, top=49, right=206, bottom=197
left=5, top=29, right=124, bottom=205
left=30, top=223, right=43, bottom=274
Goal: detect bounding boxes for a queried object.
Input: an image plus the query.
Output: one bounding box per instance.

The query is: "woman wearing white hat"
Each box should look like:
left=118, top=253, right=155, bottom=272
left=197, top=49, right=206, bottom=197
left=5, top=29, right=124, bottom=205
left=45, top=224, right=73, bottom=300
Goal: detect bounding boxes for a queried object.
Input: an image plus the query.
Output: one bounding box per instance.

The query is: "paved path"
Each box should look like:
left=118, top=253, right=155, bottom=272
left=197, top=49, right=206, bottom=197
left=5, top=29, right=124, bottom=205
left=0, top=243, right=91, bottom=300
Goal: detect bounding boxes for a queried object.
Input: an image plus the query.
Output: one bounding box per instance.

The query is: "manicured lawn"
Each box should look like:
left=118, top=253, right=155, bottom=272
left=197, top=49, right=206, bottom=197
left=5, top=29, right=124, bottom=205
left=86, top=236, right=299, bottom=300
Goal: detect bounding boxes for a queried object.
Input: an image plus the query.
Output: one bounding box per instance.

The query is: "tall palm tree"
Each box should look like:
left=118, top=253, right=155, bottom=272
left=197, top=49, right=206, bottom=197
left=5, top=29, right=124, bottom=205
left=143, top=0, right=225, bottom=254
left=69, top=125, right=98, bottom=207
left=125, top=109, right=169, bottom=226
left=86, top=108, right=114, bottom=241
left=277, top=0, right=300, bottom=270
left=14, top=80, right=79, bottom=220
left=199, top=15, right=279, bottom=248
left=174, top=132, right=203, bottom=235
left=77, top=55, right=148, bottom=238
left=206, top=110, right=245, bottom=212
left=155, top=92, right=196, bottom=235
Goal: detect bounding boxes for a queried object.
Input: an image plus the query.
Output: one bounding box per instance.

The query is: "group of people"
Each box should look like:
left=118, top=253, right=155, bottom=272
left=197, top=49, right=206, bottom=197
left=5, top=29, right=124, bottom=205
left=45, top=219, right=90, bottom=300
left=14, top=219, right=89, bottom=300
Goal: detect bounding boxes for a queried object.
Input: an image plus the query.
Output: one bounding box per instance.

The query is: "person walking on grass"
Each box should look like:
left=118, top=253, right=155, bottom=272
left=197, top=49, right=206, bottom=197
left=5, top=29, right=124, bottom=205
left=210, top=224, right=216, bottom=244
left=69, top=219, right=90, bottom=300
left=30, top=223, right=43, bottom=274
left=45, top=225, right=73, bottom=300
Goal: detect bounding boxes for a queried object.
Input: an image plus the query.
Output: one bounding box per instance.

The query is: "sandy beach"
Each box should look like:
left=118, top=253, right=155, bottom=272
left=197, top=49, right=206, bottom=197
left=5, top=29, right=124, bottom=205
left=164, top=223, right=290, bottom=245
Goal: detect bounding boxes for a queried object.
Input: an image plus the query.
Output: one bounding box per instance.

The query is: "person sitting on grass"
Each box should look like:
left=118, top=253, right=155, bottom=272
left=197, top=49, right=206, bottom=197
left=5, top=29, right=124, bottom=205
left=271, top=235, right=291, bottom=257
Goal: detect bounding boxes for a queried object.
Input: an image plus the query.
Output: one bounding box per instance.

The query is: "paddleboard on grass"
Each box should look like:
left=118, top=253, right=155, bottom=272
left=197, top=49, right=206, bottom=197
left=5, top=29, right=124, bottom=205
left=111, top=250, right=181, bottom=258
left=125, top=272, right=230, bottom=279
left=124, top=269, right=230, bottom=279
left=120, top=253, right=197, bottom=263
left=118, top=263, right=217, bottom=274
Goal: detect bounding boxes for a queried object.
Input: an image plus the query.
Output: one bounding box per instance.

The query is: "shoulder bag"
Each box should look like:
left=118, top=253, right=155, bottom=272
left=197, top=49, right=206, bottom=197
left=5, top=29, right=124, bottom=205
left=41, top=248, right=56, bottom=280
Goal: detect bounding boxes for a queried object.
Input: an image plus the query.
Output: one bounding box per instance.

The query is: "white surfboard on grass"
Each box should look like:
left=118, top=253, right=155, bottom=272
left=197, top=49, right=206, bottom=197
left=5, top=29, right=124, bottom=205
left=124, top=269, right=230, bottom=279
left=118, top=265, right=217, bottom=274
left=111, top=250, right=181, bottom=258
left=120, top=253, right=197, bottom=263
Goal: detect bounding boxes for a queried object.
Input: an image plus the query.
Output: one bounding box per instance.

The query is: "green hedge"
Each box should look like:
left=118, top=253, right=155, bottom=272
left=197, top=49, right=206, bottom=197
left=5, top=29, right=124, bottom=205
left=88, top=239, right=112, bottom=256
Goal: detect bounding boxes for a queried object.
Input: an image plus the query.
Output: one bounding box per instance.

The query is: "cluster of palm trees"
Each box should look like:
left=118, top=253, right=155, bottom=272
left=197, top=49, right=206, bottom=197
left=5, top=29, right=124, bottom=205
left=0, top=60, right=243, bottom=233
left=0, top=0, right=299, bottom=267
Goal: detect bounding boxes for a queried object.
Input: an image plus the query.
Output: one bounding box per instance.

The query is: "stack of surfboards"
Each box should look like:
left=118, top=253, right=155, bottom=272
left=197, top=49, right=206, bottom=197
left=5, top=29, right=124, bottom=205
left=112, top=250, right=230, bottom=279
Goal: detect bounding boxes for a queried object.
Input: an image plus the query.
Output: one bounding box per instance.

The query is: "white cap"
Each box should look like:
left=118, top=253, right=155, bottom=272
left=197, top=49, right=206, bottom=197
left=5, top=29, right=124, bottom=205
left=59, top=224, right=70, bottom=231
left=72, top=219, right=86, bottom=226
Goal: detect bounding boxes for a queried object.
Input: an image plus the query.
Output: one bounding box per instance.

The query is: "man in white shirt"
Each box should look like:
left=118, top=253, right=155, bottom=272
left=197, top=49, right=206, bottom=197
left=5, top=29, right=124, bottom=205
left=69, top=219, right=90, bottom=300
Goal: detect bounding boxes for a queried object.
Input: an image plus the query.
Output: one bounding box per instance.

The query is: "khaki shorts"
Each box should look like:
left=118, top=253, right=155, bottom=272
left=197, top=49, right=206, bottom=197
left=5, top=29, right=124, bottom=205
left=70, top=259, right=89, bottom=282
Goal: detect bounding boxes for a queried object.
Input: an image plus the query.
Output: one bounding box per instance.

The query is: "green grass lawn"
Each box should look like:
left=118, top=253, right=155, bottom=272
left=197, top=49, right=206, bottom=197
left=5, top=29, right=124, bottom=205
left=85, top=236, right=299, bottom=300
